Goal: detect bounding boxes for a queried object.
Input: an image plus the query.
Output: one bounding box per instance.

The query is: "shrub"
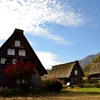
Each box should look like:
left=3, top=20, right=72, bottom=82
left=82, top=79, right=100, bottom=88
left=1, top=87, right=43, bottom=97
left=42, top=78, right=63, bottom=92
left=30, top=88, right=43, bottom=94
left=2, top=88, right=24, bottom=97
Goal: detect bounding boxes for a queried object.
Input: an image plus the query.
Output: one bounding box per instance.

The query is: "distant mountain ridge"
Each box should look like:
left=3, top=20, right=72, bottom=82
left=79, top=52, right=100, bottom=68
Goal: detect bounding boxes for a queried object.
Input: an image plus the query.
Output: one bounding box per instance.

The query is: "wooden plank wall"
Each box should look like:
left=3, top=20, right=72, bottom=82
left=31, top=71, right=41, bottom=87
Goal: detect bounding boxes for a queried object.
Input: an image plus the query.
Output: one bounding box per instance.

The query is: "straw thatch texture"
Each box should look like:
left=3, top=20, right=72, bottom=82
left=89, top=62, right=100, bottom=76
left=48, top=61, right=81, bottom=78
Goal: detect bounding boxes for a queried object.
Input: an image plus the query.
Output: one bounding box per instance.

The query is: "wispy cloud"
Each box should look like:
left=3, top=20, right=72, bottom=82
left=35, top=51, right=62, bottom=69
left=0, top=0, right=85, bottom=44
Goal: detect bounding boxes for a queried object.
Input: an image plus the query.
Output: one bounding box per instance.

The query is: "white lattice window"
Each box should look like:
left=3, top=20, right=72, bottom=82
left=19, top=50, right=26, bottom=56
left=75, top=70, right=78, bottom=75
left=7, top=48, right=15, bottom=55
left=15, top=40, right=20, bottom=47
left=12, top=59, right=17, bottom=64
left=0, top=58, right=6, bottom=64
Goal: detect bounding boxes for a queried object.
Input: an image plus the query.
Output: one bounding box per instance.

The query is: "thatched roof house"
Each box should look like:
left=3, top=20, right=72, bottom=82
left=48, top=61, right=84, bottom=85
left=0, top=29, right=47, bottom=88
left=88, top=62, right=100, bottom=80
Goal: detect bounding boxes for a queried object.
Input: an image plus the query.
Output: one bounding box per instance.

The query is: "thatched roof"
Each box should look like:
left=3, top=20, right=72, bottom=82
left=48, top=61, right=84, bottom=78
left=89, top=62, right=100, bottom=76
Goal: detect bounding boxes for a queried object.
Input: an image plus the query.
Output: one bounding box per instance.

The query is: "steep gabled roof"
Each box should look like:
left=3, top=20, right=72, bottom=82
left=48, top=61, right=84, bottom=78
left=0, top=28, right=47, bottom=75
left=0, top=29, right=23, bottom=54
left=89, top=62, right=100, bottom=76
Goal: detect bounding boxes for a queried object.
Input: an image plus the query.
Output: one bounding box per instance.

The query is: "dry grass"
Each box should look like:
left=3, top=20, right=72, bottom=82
left=0, top=96, right=99, bottom=100
left=1, top=94, right=100, bottom=100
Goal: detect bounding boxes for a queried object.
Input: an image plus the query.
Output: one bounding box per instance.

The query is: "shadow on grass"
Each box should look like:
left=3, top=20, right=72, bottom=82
left=1, top=88, right=100, bottom=97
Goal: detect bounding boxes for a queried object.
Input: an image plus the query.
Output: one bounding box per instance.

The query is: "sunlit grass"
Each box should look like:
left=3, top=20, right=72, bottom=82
left=63, top=87, right=100, bottom=95
left=80, top=88, right=100, bottom=92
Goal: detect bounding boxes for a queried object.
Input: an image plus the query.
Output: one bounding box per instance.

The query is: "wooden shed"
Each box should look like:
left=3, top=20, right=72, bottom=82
left=0, top=28, right=47, bottom=88
left=88, top=62, right=100, bottom=80
left=48, top=61, right=84, bottom=85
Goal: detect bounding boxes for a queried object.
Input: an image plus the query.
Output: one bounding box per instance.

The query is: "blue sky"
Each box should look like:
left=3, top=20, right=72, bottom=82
left=0, top=0, right=100, bottom=69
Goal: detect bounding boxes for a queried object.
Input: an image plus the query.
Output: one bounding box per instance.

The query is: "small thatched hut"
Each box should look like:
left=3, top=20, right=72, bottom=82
left=88, top=62, right=100, bottom=80
left=48, top=61, right=84, bottom=85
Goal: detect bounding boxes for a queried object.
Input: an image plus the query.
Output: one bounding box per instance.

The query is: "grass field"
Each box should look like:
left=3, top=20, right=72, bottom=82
left=1, top=88, right=100, bottom=100
left=65, top=87, right=100, bottom=94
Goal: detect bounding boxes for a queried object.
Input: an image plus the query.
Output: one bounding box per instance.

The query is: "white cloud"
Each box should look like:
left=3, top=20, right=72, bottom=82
left=28, top=40, right=35, bottom=46
left=35, top=51, right=62, bottom=69
left=0, top=0, right=85, bottom=44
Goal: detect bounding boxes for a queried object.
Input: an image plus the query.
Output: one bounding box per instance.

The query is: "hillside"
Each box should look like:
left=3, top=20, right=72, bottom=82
left=79, top=52, right=100, bottom=68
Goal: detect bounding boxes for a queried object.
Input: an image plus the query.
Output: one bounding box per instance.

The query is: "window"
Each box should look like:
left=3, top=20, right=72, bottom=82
left=12, top=59, right=17, bottom=64
left=7, top=48, right=15, bottom=55
left=19, top=50, right=26, bottom=56
left=0, top=58, right=6, bottom=64
left=75, top=70, right=78, bottom=75
left=15, top=40, right=20, bottom=47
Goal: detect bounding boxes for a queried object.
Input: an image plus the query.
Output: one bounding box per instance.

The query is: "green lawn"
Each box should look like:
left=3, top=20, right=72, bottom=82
left=63, top=87, right=100, bottom=95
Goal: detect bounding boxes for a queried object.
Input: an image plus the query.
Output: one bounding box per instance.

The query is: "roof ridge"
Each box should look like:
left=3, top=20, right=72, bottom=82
left=13, top=28, right=23, bottom=34
left=52, top=60, right=78, bottom=67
